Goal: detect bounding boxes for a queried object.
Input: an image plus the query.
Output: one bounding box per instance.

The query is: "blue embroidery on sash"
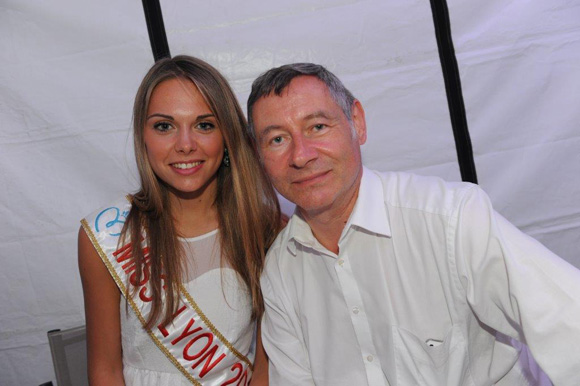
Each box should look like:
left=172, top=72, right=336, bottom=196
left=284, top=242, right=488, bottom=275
left=95, top=206, right=128, bottom=237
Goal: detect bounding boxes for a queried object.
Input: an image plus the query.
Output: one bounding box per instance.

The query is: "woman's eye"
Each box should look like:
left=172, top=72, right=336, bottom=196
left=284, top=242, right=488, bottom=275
left=197, top=121, right=215, bottom=131
left=313, top=124, right=326, bottom=131
left=153, top=122, right=172, bottom=132
left=271, top=136, right=284, bottom=145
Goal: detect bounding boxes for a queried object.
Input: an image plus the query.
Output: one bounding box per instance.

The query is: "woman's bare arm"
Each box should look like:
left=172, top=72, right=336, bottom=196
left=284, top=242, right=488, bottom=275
left=78, top=226, right=125, bottom=385
left=249, top=322, right=269, bottom=386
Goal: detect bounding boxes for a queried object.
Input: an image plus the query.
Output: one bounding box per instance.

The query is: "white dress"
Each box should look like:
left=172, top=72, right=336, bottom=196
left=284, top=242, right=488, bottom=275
left=120, top=230, right=255, bottom=385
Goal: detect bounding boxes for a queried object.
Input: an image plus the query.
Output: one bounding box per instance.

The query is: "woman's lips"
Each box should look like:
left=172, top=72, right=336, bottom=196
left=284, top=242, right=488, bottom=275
left=170, top=160, right=204, bottom=175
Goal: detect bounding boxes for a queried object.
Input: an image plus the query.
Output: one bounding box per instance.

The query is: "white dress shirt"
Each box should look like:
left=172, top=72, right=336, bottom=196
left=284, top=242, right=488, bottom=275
left=261, top=167, right=580, bottom=386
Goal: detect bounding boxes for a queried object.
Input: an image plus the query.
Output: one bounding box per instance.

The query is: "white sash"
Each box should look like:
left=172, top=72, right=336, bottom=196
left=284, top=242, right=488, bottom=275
left=82, top=198, right=253, bottom=385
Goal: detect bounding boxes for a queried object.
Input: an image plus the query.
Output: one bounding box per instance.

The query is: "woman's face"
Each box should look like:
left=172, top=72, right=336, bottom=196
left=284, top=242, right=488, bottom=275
left=144, top=77, right=225, bottom=200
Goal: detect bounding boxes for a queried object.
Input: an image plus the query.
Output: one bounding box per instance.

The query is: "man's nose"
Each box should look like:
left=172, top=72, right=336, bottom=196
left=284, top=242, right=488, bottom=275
left=290, top=135, right=317, bottom=168
left=175, top=129, right=197, bottom=154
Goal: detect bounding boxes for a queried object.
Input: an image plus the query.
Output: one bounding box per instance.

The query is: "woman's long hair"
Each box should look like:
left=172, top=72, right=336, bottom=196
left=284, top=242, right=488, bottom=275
left=122, top=55, right=281, bottom=329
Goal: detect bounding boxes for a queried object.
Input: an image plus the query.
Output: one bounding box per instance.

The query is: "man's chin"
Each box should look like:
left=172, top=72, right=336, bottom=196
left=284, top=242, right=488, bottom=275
left=278, top=188, right=335, bottom=216
left=295, top=200, right=333, bottom=218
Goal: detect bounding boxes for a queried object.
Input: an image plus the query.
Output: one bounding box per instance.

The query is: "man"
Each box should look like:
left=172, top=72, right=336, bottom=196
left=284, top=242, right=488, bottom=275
left=247, top=63, right=580, bottom=386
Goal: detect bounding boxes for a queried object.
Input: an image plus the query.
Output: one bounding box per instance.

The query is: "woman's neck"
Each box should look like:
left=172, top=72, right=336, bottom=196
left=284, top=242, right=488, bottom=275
left=168, top=185, right=219, bottom=238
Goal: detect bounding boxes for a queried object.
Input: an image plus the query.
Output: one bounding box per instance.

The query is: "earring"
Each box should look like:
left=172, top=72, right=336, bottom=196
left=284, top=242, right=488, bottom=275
left=223, top=148, right=230, bottom=167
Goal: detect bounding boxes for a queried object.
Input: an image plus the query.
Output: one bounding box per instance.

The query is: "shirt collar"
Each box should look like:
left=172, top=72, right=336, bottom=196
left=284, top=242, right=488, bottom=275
left=286, top=210, right=322, bottom=256
left=286, top=166, right=391, bottom=255
left=341, top=166, right=391, bottom=241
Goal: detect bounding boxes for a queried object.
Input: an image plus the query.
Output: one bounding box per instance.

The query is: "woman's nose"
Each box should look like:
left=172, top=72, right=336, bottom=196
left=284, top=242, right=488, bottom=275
left=175, top=129, right=197, bottom=154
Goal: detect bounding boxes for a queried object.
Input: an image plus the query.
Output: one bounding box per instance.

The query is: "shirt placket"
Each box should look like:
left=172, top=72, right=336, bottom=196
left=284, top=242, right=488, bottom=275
left=335, top=250, right=390, bottom=386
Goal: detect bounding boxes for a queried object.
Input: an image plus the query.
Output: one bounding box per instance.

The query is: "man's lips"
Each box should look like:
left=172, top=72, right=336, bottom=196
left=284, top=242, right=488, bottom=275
left=292, top=170, right=330, bottom=184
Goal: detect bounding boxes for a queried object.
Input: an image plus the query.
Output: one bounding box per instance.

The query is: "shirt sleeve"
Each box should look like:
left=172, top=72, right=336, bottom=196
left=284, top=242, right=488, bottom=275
left=260, top=258, right=316, bottom=385
left=453, top=185, right=580, bottom=386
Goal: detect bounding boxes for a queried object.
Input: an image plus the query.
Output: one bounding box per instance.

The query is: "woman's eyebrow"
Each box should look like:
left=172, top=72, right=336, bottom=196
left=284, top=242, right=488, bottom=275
left=146, top=113, right=215, bottom=120
left=196, top=113, right=215, bottom=120
left=146, top=113, right=173, bottom=120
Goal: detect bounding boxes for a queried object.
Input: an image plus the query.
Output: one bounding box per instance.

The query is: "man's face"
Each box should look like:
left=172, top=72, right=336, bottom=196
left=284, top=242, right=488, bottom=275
left=252, top=76, right=367, bottom=217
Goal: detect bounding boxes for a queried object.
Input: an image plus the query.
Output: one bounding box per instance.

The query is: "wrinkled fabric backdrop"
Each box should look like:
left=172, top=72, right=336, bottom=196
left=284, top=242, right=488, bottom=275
left=1, top=1, right=579, bottom=384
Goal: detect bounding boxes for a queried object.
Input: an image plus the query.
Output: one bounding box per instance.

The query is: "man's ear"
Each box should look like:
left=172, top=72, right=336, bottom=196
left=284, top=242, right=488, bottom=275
left=351, top=99, right=367, bottom=145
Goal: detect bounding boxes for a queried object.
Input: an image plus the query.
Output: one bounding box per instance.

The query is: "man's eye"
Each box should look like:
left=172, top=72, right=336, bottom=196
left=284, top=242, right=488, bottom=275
left=313, top=124, right=326, bottom=131
left=198, top=121, right=215, bottom=131
left=153, top=122, right=172, bottom=132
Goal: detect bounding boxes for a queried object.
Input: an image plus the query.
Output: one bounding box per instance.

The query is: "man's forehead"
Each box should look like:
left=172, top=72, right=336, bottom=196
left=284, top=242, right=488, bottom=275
left=255, top=76, right=335, bottom=113
left=252, top=77, right=345, bottom=133
left=274, top=75, right=330, bottom=97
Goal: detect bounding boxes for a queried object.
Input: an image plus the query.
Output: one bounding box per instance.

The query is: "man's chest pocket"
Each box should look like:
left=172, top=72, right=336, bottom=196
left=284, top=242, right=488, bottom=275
left=392, top=325, right=475, bottom=386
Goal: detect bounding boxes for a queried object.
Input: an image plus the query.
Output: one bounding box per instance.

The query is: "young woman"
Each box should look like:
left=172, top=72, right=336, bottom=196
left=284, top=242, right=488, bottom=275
left=78, top=55, right=280, bottom=385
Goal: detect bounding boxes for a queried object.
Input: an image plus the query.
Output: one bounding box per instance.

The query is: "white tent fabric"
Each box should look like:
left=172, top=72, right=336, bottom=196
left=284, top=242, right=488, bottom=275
left=1, top=1, right=578, bottom=384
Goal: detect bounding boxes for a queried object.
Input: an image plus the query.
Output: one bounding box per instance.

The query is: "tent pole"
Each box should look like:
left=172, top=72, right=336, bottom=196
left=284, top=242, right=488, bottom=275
left=141, top=0, right=171, bottom=61
left=429, top=0, right=478, bottom=184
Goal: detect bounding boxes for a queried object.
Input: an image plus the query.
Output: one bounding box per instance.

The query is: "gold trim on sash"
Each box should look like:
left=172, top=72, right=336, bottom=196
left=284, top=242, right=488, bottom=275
left=179, top=284, right=253, bottom=368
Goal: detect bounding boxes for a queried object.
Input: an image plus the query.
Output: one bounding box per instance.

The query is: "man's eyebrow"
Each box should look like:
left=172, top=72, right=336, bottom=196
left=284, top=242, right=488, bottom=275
left=258, top=125, right=283, bottom=141
left=303, top=110, right=333, bottom=121
left=257, top=111, right=336, bottom=141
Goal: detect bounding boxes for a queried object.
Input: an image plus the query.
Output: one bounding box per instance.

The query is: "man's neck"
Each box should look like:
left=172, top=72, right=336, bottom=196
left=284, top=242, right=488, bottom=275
left=299, top=175, right=362, bottom=255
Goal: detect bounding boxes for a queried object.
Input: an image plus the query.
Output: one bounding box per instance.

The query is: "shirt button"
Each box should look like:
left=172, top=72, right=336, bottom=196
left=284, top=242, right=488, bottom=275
left=367, top=355, right=374, bottom=362
left=352, top=307, right=360, bottom=315
left=338, top=259, right=344, bottom=267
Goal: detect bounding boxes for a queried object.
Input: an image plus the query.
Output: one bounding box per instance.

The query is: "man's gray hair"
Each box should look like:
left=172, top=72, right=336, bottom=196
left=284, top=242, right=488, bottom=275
left=246, top=63, right=356, bottom=140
